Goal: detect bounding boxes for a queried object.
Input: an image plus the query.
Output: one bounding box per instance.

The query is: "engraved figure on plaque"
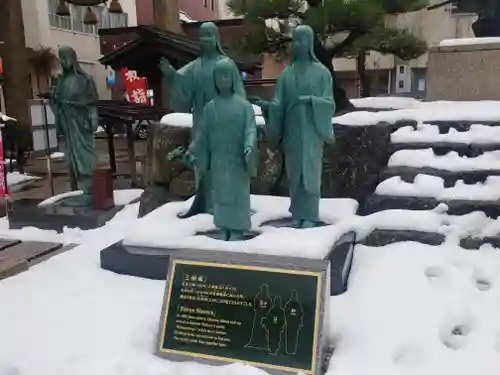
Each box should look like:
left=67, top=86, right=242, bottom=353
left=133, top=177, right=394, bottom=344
left=284, top=290, right=304, bottom=355
left=246, top=284, right=272, bottom=350
left=262, top=296, right=286, bottom=355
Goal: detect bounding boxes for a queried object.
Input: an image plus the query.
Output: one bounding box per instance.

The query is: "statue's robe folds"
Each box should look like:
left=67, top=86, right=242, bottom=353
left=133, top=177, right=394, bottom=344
left=165, top=57, right=246, bottom=217
left=266, top=63, right=335, bottom=222
left=50, top=73, right=98, bottom=194
left=192, top=95, right=257, bottom=231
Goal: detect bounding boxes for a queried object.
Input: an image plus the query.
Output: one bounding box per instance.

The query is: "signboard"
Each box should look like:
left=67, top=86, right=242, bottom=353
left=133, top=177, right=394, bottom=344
left=121, top=68, right=149, bottom=105
left=157, top=259, right=323, bottom=375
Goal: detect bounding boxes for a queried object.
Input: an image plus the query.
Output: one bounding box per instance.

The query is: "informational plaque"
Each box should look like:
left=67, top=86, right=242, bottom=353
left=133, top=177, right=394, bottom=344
left=157, top=258, right=325, bottom=375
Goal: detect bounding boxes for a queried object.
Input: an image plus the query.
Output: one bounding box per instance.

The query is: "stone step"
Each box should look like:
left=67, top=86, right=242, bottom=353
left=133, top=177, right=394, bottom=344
left=424, top=121, right=500, bottom=133
left=361, top=194, right=500, bottom=218
left=390, top=142, right=500, bottom=157
left=460, top=236, right=500, bottom=250
left=380, top=166, right=500, bottom=187
left=358, top=229, right=445, bottom=247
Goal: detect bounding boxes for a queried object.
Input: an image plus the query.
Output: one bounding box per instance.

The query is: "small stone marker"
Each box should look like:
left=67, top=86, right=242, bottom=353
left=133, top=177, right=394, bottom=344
left=156, top=250, right=330, bottom=375
left=92, top=167, right=114, bottom=210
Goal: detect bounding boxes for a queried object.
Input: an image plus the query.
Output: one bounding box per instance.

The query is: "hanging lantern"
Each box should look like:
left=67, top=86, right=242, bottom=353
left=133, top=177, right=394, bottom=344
left=64, top=0, right=123, bottom=14
left=108, top=0, right=123, bottom=14
left=83, top=6, right=98, bottom=25
left=56, top=0, right=70, bottom=16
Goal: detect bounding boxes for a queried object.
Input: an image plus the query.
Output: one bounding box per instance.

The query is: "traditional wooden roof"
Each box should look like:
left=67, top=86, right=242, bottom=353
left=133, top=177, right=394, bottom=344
left=99, top=25, right=260, bottom=73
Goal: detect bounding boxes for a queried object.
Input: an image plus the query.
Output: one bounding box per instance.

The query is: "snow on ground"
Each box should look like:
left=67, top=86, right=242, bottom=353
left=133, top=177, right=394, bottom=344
left=392, top=124, right=500, bottom=144
left=38, top=189, right=143, bottom=207
left=7, top=172, right=40, bottom=188
left=329, top=242, right=500, bottom=375
left=439, top=37, right=500, bottom=47
left=334, top=101, right=500, bottom=126
left=1, top=195, right=500, bottom=375
left=377, top=175, right=500, bottom=201
left=351, top=97, right=421, bottom=110
left=389, top=149, right=500, bottom=171
left=50, top=152, right=65, bottom=159
left=123, top=195, right=358, bottom=259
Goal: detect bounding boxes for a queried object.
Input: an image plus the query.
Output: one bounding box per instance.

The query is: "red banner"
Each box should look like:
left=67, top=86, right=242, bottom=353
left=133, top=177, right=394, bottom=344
left=121, top=68, right=149, bottom=105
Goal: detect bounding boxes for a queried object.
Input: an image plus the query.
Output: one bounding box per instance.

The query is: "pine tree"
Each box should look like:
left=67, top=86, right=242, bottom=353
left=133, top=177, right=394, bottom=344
left=228, top=0, right=428, bottom=110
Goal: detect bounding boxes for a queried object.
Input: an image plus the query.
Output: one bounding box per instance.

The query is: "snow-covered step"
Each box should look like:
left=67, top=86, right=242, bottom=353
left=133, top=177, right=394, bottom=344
left=389, top=148, right=500, bottom=171
left=382, top=149, right=500, bottom=186
left=391, top=123, right=500, bottom=145
left=391, top=142, right=473, bottom=157
left=362, top=175, right=500, bottom=217
left=425, top=120, right=500, bottom=133
left=360, top=228, right=445, bottom=247
left=362, top=194, right=500, bottom=218
left=380, top=166, right=500, bottom=187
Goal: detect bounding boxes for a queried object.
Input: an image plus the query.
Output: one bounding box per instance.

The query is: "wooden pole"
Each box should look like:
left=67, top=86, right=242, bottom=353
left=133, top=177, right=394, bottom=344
left=0, top=0, right=32, bottom=149
left=152, top=0, right=182, bottom=33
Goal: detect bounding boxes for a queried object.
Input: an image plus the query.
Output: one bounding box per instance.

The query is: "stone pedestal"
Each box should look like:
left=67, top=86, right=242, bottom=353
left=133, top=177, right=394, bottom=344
left=8, top=197, right=123, bottom=232
left=426, top=39, right=500, bottom=101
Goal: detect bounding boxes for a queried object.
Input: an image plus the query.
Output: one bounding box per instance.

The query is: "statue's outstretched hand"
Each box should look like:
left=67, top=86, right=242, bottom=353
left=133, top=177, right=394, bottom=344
left=167, top=146, right=186, bottom=161
left=159, top=58, right=174, bottom=76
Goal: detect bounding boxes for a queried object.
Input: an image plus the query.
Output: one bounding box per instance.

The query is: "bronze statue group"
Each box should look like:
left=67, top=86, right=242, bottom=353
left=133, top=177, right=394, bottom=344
left=50, top=22, right=335, bottom=239
left=162, top=22, right=335, bottom=241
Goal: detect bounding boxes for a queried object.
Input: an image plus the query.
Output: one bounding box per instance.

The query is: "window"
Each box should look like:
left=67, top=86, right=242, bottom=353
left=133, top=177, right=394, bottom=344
left=211, top=0, right=215, bottom=11
left=398, top=80, right=404, bottom=89
left=204, top=0, right=208, bottom=8
left=47, top=0, right=128, bottom=35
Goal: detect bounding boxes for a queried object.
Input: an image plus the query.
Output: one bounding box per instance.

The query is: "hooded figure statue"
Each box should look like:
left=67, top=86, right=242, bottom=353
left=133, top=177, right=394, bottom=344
left=257, top=25, right=335, bottom=228
left=50, top=46, right=98, bottom=206
left=160, top=22, right=246, bottom=218
left=189, top=58, right=257, bottom=241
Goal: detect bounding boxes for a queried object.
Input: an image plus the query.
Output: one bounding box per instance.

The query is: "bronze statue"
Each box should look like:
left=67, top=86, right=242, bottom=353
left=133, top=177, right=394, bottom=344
left=256, top=25, right=335, bottom=229
left=50, top=46, right=98, bottom=206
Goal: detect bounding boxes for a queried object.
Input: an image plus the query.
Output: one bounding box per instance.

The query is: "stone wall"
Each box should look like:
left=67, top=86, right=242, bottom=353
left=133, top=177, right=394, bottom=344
left=138, top=121, right=391, bottom=217
left=426, top=41, right=500, bottom=101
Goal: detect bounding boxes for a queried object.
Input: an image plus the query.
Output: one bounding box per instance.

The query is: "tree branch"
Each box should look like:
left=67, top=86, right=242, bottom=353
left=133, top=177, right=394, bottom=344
left=328, top=30, right=365, bottom=56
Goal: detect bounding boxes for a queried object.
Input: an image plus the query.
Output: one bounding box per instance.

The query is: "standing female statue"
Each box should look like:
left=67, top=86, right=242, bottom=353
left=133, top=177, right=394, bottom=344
left=257, top=25, right=335, bottom=228
left=189, top=58, right=257, bottom=241
left=50, top=46, right=98, bottom=206
left=160, top=22, right=246, bottom=217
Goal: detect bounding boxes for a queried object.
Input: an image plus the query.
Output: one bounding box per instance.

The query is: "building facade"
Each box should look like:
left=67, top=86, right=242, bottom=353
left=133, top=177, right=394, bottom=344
left=135, top=0, right=219, bottom=24
left=20, top=0, right=137, bottom=99
left=333, top=0, right=476, bottom=98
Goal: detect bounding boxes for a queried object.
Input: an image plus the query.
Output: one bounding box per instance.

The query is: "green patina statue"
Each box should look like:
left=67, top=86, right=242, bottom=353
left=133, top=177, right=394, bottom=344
left=50, top=46, right=98, bottom=206
left=257, top=25, right=335, bottom=228
left=160, top=22, right=246, bottom=218
left=189, top=58, right=257, bottom=241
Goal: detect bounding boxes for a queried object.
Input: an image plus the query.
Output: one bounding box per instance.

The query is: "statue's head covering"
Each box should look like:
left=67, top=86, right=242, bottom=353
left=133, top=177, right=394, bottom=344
left=214, top=58, right=240, bottom=94
left=199, top=22, right=226, bottom=56
left=58, top=46, right=87, bottom=76
left=291, top=25, right=320, bottom=63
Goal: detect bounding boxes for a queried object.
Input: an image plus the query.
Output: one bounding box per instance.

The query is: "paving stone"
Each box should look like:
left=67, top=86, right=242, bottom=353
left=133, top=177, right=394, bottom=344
left=0, top=252, right=28, bottom=280
left=0, top=241, right=63, bottom=263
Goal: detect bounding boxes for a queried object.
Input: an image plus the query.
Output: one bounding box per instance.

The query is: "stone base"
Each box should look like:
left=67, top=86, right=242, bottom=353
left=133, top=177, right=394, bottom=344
left=8, top=198, right=123, bottom=232
left=100, top=230, right=357, bottom=296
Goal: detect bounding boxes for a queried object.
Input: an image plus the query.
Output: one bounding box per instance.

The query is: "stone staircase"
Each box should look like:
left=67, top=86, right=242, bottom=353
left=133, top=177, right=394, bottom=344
left=358, top=120, right=500, bottom=249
